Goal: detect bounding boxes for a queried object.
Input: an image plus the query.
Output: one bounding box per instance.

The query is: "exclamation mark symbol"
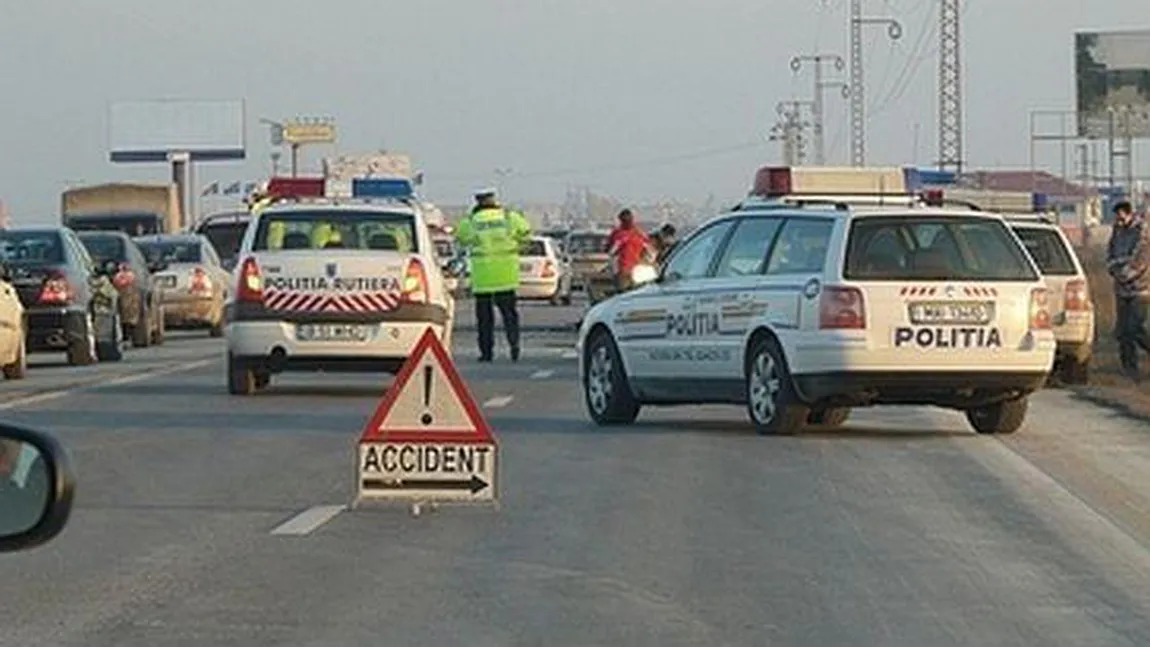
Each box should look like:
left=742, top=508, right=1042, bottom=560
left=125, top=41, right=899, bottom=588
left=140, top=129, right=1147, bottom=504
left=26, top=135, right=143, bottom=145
left=420, top=365, right=434, bottom=426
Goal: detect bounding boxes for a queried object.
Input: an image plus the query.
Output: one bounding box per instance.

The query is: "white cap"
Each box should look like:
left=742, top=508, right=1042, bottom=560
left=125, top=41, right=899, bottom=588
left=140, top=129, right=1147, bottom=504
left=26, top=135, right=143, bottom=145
left=474, top=187, right=498, bottom=199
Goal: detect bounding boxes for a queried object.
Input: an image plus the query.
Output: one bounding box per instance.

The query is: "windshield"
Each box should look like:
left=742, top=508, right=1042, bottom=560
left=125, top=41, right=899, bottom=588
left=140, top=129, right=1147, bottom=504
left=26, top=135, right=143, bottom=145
left=136, top=240, right=202, bottom=264
left=199, top=222, right=248, bottom=264
left=567, top=234, right=608, bottom=255
left=65, top=213, right=162, bottom=237
left=523, top=240, right=548, bottom=257
left=253, top=210, right=419, bottom=253
left=433, top=239, right=456, bottom=258
left=0, top=231, right=65, bottom=265
left=1011, top=226, right=1077, bottom=276
left=845, top=216, right=1038, bottom=281
left=78, top=235, right=126, bottom=263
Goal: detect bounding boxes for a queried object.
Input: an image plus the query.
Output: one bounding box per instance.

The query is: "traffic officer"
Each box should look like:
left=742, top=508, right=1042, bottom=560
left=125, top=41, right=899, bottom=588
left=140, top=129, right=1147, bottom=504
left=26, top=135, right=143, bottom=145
left=455, top=189, right=532, bottom=362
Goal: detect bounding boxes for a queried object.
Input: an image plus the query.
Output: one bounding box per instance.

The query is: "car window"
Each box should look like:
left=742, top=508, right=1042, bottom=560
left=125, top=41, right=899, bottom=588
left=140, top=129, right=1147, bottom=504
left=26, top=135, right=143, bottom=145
left=845, top=216, right=1038, bottom=281
left=253, top=210, right=419, bottom=253
left=66, top=233, right=95, bottom=271
left=0, top=232, right=66, bottom=265
left=199, top=221, right=248, bottom=264
left=662, top=220, right=735, bottom=282
left=137, top=240, right=203, bottom=264
left=78, top=235, right=125, bottom=264
left=202, top=242, right=221, bottom=267
left=714, top=217, right=782, bottom=278
left=1012, top=226, right=1077, bottom=276
left=766, top=218, right=834, bottom=275
left=567, top=234, right=609, bottom=255
left=523, top=240, right=548, bottom=257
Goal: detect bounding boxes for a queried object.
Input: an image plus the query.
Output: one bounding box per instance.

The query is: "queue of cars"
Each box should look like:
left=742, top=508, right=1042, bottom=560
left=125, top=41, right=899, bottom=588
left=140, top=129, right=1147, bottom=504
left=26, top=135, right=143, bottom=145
left=578, top=192, right=1098, bottom=436
left=0, top=222, right=227, bottom=375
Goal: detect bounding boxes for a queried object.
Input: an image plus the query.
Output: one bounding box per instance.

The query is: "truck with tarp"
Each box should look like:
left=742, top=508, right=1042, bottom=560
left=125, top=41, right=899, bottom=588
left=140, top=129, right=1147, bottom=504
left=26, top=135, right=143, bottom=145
left=61, top=183, right=183, bottom=236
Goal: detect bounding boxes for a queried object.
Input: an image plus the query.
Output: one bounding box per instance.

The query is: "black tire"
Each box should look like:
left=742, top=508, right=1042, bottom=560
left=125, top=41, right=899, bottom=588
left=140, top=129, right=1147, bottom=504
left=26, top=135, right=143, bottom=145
left=132, top=305, right=151, bottom=348
left=808, top=407, right=851, bottom=429
left=97, top=311, right=124, bottom=362
left=561, top=294, right=573, bottom=306
left=3, top=335, right=27, bottom=380
left=745, top=336, right=809, bottom=435
left=67, top=313, right=98, bottom=366
left=228, top=353, right=256, bottom=395
left=966, top=397, right=1028, bottom=435
left=152, top=307, right=165, bottom=346
left=583, top=330, right=640, bottom=425
left=1060, top=358, right=1090, bottom=385
left=210, top=318, right=225, bottom=338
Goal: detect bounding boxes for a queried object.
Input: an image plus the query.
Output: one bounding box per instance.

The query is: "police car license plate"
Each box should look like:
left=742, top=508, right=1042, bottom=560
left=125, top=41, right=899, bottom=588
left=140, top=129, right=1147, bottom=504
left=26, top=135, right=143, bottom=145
left=296, top=323, right=370, bottom=342
left=908, top=301, right=994, bottom=325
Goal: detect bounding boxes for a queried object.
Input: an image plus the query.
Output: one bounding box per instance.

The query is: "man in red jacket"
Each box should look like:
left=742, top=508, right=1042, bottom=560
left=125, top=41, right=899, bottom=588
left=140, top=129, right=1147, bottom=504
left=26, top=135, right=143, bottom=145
left=606, top=209, right=654, bottom=292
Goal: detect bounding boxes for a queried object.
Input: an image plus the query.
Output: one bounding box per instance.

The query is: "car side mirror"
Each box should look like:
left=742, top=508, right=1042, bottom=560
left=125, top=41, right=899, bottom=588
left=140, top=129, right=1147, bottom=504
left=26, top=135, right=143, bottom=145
left=99, top=259, right=120, bottom=277
left=0, top=423, right=76, bottom=553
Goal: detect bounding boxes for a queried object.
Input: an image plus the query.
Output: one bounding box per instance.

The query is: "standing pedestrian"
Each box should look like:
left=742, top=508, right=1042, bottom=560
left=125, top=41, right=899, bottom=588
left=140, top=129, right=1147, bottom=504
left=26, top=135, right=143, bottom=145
left=455, top=189, right=532, bottom=362
left=1106, top=200, right=1150, bottom=383
left=606, top=209, right=654, bottom=293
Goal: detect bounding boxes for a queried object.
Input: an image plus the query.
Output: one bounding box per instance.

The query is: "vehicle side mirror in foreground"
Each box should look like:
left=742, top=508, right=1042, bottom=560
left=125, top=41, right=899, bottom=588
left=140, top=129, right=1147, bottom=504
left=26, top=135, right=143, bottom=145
left=99, top=259, right=120, bottom=277
left=0, top=424, right=76, bottom=553
left=631, top=263, right=658, bottom=286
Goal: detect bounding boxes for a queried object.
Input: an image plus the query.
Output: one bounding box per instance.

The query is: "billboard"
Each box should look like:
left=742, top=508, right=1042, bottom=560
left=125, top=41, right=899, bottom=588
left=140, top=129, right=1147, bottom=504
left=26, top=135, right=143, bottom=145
left=283, top=120, right=336, bottom=145
left=109, top=100, right=246, bottom=162
left=1076, top=30, right=1150, bottom=139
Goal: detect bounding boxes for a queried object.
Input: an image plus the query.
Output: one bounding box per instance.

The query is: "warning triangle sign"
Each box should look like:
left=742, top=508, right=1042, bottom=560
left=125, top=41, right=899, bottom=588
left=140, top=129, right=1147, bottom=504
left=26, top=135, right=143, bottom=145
left=360, top=328, right=494, bottom=444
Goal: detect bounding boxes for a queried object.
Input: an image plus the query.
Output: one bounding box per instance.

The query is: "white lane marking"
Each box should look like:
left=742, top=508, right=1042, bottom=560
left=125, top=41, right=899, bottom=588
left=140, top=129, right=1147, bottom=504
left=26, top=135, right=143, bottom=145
left=270, top=505, right=346, bottom=536
left=561, top=350, right=578, bottom=359
left=0, top=359, right=214, bottom=412
left=484, top=395, right=514, bottom=408
left=530, top=369, right=555, bottom=379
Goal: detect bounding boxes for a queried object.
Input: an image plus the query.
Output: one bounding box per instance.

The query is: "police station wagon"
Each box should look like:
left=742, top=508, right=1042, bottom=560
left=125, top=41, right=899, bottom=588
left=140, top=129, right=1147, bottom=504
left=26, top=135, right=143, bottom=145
left=224, top=178, right=454, bottom=395
left=577, top=201, right=1057, bottom=435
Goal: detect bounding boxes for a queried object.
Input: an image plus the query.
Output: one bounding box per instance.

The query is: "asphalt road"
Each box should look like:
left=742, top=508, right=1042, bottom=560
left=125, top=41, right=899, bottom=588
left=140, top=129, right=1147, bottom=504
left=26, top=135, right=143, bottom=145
left=2, top=325, right=1150, bottom=646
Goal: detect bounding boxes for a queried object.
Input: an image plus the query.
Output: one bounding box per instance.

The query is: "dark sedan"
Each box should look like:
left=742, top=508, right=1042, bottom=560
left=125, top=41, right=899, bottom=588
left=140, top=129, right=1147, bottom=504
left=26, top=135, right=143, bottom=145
left=0, top=227, right=122, bottom=365
left=78, top=231, right=166, bottom=348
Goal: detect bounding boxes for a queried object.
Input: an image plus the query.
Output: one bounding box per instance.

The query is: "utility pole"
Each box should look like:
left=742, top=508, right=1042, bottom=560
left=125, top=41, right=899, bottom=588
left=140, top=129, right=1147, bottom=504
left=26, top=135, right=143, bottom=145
left=938, top=0, right=963, bottom=172
left=849, top=0, right=902, bottom=166
left=791, top=54, right=849, bottom=165
left=770, top=101, right=814, bottom=165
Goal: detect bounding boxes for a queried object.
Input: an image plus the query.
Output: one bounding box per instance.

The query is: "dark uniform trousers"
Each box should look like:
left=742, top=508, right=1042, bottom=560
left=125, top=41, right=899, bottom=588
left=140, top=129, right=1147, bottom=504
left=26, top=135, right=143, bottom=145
left=475, top=290, right=520, bottom=360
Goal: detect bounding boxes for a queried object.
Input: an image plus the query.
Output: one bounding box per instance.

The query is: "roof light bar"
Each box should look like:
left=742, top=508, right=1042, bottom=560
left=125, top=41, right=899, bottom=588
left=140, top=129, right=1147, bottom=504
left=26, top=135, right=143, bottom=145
left=351, top=178, right=415, bottom=200
left=266, top=177, right=325, bottom=199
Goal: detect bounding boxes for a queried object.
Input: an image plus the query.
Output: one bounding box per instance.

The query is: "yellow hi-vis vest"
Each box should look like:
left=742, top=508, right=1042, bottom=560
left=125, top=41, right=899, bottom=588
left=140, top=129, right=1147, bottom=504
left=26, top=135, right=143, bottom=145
left=455, top=208, right=531, bottom=294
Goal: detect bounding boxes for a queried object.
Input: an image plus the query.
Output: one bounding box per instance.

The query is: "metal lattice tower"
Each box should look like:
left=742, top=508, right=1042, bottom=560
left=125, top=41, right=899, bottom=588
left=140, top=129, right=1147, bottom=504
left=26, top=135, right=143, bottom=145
left=849, top=1, right=902, bottom=167
left=938, top=0, right=963, bottom=172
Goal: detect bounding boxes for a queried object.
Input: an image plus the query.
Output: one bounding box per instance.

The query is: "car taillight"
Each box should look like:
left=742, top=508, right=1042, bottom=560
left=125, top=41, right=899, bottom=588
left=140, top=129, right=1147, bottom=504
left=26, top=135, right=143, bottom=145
left=819, top=286, right=866, bottom=329
left=39, top=273, right=73, bottom=305
left=236, top=257, right=263, bottom=303
left=1029, top=287, right=1052, bottom=330
left=1064, top=279, right=1091, bottom=312
left=402, top=258, right=429, bottom=304
left=112, top=262, right=135, bottom=290
left=541, top=260, right=556, bottom=278
left=190, top=266, right=211, bottom=293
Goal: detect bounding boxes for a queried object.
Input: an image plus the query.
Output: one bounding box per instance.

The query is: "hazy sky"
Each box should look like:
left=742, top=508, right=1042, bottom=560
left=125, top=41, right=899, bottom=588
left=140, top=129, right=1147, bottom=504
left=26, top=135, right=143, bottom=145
left=1, top=0, right=1147, bottom=222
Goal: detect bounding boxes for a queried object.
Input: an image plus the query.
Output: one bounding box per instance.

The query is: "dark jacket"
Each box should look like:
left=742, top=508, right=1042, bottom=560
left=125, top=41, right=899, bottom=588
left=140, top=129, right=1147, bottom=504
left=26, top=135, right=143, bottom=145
left=1107, top=216, right=1150, bottom=298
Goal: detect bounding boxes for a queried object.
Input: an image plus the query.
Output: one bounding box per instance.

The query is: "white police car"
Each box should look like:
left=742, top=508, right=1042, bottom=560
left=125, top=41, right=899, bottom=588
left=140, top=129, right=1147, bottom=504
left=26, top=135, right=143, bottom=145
left=577, top=200, right=1057, bottom=435
left=224, top=177, right=454, bottom=395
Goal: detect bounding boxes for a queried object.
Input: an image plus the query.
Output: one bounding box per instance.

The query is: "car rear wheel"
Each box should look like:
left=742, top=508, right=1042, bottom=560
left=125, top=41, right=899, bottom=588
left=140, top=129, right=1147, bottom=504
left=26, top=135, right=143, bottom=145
left=3, top=335, right=27, bottom=380
left=97, top=311, right=124, bottom=362
left=966, top=397, right=1028, bottom=435
left=228, top=353, right=256, bottom=396
left=583, top=330, right=640, bottom=425
left=132, top=305, right=151, bottom=348
left=745, top=337, right=808, bottom=436
left=1060, top=358, right=1090, bottom=385
left=209, top=318, right=225, bottom=338
left=67, top=313, right=98, bottom=366
left=151, top=306, right=165, bottom=346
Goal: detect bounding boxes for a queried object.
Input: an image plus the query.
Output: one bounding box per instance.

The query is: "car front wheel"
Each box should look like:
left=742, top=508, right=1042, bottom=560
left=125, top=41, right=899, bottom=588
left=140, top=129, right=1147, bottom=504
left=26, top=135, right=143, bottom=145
left=583, top=331, right=640, bottom=425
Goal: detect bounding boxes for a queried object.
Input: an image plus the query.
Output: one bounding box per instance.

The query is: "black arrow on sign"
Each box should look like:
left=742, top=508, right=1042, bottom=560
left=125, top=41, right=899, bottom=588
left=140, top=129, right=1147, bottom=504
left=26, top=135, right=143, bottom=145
left=362, top=475, right=489, bottom=494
